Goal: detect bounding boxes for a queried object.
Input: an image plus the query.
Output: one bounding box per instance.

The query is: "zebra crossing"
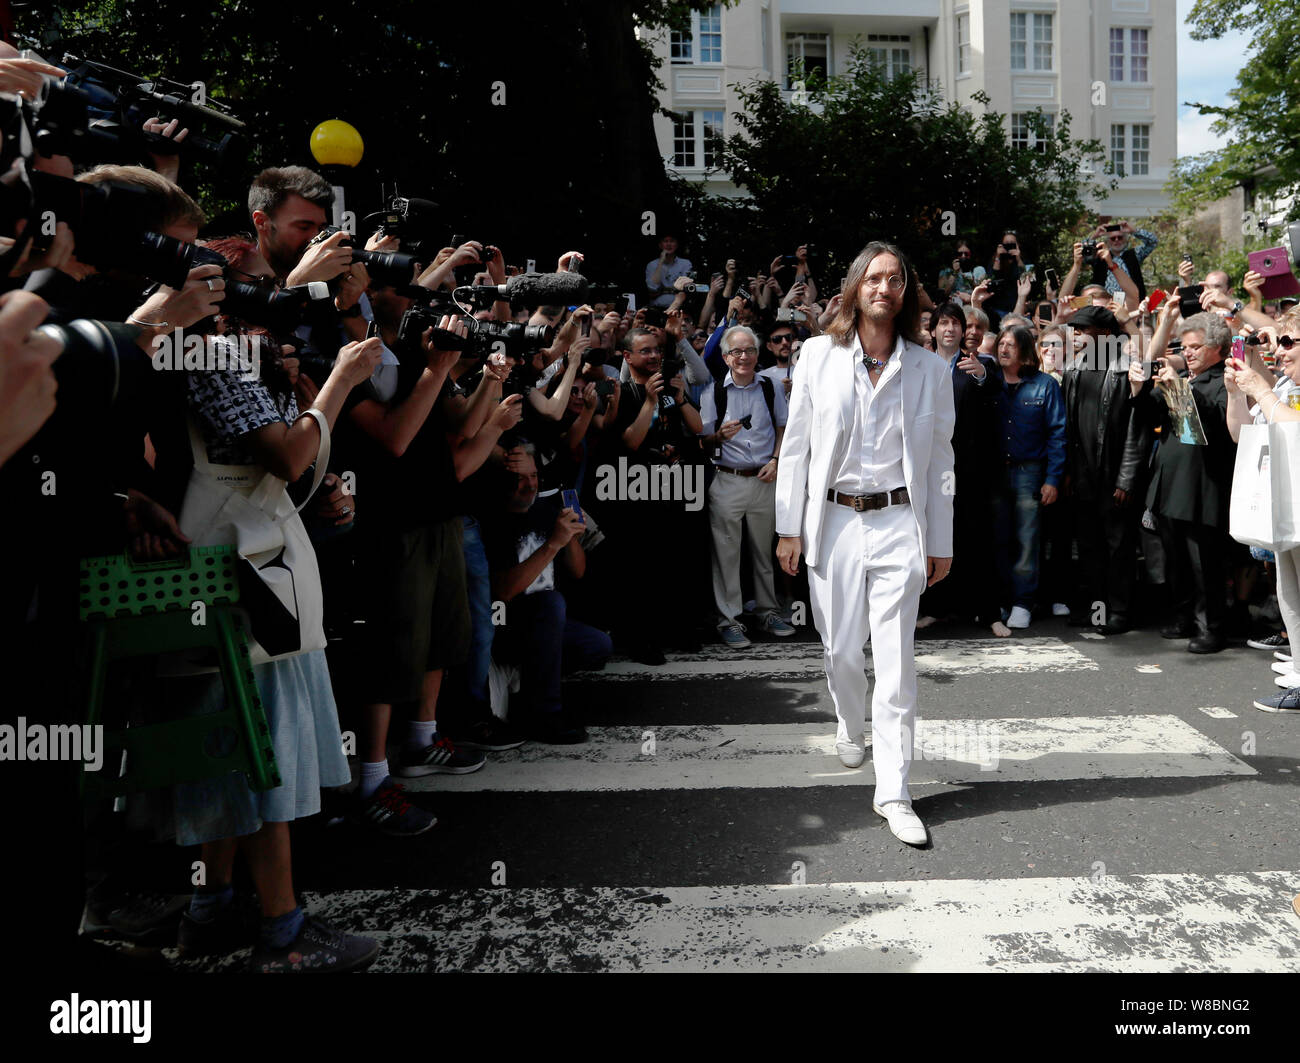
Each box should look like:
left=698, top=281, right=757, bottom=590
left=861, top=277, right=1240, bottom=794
left=171, top=632, right=1300, bottom=973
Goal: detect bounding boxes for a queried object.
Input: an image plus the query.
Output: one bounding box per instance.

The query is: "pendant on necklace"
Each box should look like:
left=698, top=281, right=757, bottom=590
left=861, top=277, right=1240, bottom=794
left=863, top=353, right=888, bottom=370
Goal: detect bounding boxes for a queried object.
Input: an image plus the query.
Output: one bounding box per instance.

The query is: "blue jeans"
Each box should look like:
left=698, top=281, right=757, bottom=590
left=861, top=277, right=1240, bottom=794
left=995, top=461, right=1045, bottom=611
left=492, top=590, right=613, bottom=716
left=461, top=516, right=493, bottom=706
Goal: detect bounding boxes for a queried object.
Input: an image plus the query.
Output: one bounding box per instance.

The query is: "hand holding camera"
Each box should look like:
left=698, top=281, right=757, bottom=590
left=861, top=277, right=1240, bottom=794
left=643, top=371, right=664, bottom=405
left=335, top=337, right=385, bottom=388
left=287, top=229, right=353, bottom=287
left=133, top=262, right=226, bottom=330
left=422, top=314, right=468, bottom=371
left=548, top=507, right=585, bottom=550
left=488, top=393, right=525, bottom=434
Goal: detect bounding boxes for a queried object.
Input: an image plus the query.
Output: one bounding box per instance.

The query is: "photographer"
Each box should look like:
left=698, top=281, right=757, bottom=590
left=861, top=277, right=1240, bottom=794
left=973, top=230, right=1032, bottom=327
left=698, top=325, right=793, bottom=648
left=1089, top=221, right=1157, bottom=303
left=1223, top=310, right=1300, bottom=711
left=645, top=232, right=693, bottom=309
left=937, top=239, right=986, bottom=305
left=1127, top=312, right=1237, bottom=652
left=487, top=449, right=611, bottom=743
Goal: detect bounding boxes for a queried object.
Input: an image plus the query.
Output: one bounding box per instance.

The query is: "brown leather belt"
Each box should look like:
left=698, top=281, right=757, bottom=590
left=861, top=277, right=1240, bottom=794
left=827, top=487, right=909, bottom=512
left=715, top=465, right=763, bottom=477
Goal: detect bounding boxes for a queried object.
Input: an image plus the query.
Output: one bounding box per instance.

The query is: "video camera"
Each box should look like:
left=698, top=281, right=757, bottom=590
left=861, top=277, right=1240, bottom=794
left=18, top=52, right=245, bottom=167
left=361, top=195, right=440, bottom=259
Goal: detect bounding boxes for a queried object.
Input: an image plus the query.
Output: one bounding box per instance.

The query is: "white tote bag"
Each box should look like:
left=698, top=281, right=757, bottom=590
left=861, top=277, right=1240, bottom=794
left=178, top=407, right=331, bottom=664
left=1230, top=422, right=1300, bottom=552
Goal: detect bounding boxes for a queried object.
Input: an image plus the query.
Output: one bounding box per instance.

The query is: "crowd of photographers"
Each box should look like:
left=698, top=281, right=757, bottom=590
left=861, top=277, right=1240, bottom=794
left=5, top=49, right=1300, bottom=973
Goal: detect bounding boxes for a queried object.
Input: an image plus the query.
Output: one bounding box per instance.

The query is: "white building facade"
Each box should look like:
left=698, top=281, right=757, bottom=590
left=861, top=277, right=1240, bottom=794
left=645, top=0, right=1177, bottom=219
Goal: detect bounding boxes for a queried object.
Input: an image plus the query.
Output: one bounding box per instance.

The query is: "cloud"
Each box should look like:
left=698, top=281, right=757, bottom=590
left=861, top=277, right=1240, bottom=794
left=1178, top=107, right=1227, bottom=158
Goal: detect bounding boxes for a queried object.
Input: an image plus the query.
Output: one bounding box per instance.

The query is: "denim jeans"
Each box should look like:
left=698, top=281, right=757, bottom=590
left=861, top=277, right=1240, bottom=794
left=995, top=461, right=1046, bottom=611
left=492, top=590, right=613, bottom=716
left=461, top=516, right=494, bottom=706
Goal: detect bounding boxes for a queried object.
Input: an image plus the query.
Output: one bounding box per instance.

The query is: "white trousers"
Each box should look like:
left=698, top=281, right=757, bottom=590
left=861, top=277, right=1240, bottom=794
left=807, top=499, right=927, bottom=805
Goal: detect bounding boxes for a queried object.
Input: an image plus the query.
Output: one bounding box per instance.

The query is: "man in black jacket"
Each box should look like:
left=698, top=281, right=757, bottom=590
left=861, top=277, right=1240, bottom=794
left=1062, top=307, right=1151, bottom=633
left=1127, top=312, right=1236, bottom=652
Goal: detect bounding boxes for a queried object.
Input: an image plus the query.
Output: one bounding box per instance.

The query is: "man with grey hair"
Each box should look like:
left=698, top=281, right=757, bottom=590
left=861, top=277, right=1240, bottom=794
left=699, top=326, right=793, bottom=646
left=1128, top=312, right=1236, bottom=652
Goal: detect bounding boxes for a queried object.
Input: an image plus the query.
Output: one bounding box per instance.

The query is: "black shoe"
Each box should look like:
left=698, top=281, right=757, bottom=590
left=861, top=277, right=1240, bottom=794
left=527, top=713, right=588, bottom=745
left=1099, top=616, right=1132, bottom=635
left=629, top=644, right=666, bottom=666
left=354, top=777, right=437, bottom=837
left=82, top=887, right=188, bottom=947
left=1188, top=634, right=1226, bottom=654
left=177, top=896, right=259, bottom=958
left=393, top=735, right=487, bottom=777
left=1161, top=621, right=1195, bottom=639
left=1066, top=611, right=1094, bottom=627
left=1247, top=632, right=1289, bottom=652
left=249, top=914, right=380, bottom=974
left=450, top=718, right=527, bottom=752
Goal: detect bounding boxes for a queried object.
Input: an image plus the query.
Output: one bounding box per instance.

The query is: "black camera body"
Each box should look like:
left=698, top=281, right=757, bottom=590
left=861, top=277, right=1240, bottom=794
left=362, top=196, right=439, bottom=257
left=984, top=277, right=1003, bottom=295
left=1082, top=239, right=1099, bottom=266
left=308, top=225, right=419, bottom=289
left=395, top=298, right=553, bottom=363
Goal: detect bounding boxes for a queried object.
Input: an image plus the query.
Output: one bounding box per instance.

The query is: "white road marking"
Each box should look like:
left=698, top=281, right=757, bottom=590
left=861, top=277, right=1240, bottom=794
left=288, top=871, right=1300, bottom=972
left=408, top=716, right=1255, bottom=793
left=572, top=637, right=1098, bottom=681
left=1198, top=706, right=1239, bottom=719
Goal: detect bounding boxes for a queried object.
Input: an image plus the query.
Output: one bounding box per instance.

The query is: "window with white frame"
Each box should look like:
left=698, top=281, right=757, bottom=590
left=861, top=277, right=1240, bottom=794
left=1010, top=12, right=1053, bottom=71
left=670, top=109, right=725, bottom=169
left=957, top=13, right=971, bottom=74
left=866, top=34, right=911, bottom=80
left=1110, top=123, right=1151, bottom=177
left=670, top=4, right=724, bottom=65
left=1011, top=112, right=1055, bottom=151
left=1109, top=27, right=1149, bottom=82
left=786, top=33, right=830, bottom=89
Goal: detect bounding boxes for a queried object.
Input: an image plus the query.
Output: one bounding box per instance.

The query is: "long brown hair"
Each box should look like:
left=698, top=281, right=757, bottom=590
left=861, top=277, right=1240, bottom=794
left=826, top=241, right=923, bottom=348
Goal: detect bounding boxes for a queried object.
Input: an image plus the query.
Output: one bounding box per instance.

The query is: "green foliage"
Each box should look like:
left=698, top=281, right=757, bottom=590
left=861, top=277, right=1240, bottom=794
left=674, top=43, right=1111, bottom=289
left=1168, top=0, right=1300, bottom=218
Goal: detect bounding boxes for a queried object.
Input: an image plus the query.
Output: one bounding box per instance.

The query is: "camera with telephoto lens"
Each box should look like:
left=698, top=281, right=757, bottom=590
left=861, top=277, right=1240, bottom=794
left=306, top=225, right=420, bottom=288
left=395, top=297, right=553, bottom=364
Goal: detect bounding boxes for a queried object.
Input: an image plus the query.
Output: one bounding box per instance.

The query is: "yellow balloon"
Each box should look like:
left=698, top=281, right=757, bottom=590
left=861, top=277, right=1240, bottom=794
left=309, top=120, right=364, bottom=167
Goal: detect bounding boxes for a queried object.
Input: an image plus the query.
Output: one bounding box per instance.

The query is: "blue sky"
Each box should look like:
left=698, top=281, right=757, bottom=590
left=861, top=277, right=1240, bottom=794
left=1176, top=0, right=1253, bottom=158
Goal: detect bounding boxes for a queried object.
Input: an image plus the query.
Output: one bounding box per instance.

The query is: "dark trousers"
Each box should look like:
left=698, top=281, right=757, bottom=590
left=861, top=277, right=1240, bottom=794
left=1073, top=493, right=1140, bottom=621
left=492, top=590, right=613, bottom=717
left=921, top=484, right=1000, bottom=623
left=1159, top=516, right=1229, bottom=638
left=1039, top=490, right=1076, bottom=608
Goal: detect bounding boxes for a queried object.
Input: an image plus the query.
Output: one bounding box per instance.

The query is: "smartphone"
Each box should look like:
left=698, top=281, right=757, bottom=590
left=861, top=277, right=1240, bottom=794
left=594, top=379, right=615, bottom=398
left=693, top=284, right=710, bottom=293
left=1069, top=294, right=1092, bottom=311
left=623, top=293, right=636, bottom=312
left=1147, top=289, right=1167, bottom=313
left=776, top=308, right=797, bottom=322
left=1044, top=268, right=1059, bottom=290
left=1179, top=283, right=1205, bottom=318
left=561, top=488, right=584, bottom=524
left=1181, top=253, right=1193, bottom=264
left=1231, top=336, right=1246, bottom=361
left=566, top=254, right=583, bottom=273
left=526, top=258, right=536, bottom=273
left=580, top=315, right=591, bottom=339
left=1105, top=223, right=1123, bottom=233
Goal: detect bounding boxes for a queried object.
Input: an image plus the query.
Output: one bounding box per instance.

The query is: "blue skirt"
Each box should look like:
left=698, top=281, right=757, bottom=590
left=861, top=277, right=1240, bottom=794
left=157, top=649, right=350, bottom=847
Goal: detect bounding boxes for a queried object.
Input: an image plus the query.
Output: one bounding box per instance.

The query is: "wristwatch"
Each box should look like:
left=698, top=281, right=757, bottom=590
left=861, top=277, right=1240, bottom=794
left=1231, top=301, right=1244, bottom=315
left=338, top=301, right=364, bottom=318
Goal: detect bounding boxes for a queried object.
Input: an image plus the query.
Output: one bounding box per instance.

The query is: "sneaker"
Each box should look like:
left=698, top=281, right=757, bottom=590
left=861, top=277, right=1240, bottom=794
left=1270, top=660, right=1295, bottom=676
left=1274, top=672, right=1300, bottom=688
left=758, top=612, right=796, bottom=637
left=355, top=778, right=437, bottom=836
left=249, top=914, right=380, bottom=974
left=719, top=623, right=752, bottom=648
left=526, top=712, right=588, bottom=745
left=394, top=735, right=486, bottom=777
left=1253, top=687, right=1300, bottom=713
left=450, top=718, right=527, bottom=752
left=1276, top=651, right=1294, bottom=664
left=83, top=887, right=188, bottom=947
left=1249, top=632, right=1290, bottom=651
left=1051, top=603, right=1071, bottom=617
left=1006, top=606, right=1032, bottom=629
left=836, top=738, right=866, bottom=768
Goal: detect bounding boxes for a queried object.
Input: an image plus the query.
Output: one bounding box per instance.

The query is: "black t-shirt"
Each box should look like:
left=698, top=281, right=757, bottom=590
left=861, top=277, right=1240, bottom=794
left=612, top=380, right=700, bottom=466
left=334, top=351, right=465, bottom=533
left=483, top=505, right=559, bottom=597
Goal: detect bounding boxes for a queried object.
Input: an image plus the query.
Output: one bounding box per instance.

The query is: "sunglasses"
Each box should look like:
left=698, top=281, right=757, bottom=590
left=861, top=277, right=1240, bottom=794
left=770, top=333, right=795, bottom=343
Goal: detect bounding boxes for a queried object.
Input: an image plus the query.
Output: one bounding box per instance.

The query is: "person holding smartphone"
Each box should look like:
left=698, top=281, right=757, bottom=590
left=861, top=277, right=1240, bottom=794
left=1090, top=220, right=1157, bottom=303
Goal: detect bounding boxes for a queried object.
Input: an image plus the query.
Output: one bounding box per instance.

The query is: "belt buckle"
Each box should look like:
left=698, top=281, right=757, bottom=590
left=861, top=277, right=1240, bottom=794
left=852, top=495, right=868, bottom=512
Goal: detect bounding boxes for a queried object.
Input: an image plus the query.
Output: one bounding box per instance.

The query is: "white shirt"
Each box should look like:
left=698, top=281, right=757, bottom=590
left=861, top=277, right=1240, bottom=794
left=758, top=362, right=795, bottom=390
left=832, top=332, right=906, bottom=495
left=698, top=371, right=789, bottom=470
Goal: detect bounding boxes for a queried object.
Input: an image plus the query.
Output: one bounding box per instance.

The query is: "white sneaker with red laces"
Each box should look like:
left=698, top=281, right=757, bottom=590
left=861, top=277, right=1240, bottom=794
left=872, top=800, right=928, bottom=846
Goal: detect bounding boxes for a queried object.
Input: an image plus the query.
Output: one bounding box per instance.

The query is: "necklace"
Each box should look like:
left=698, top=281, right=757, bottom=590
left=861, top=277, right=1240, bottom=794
left=863, top=352, right=890, bottom=370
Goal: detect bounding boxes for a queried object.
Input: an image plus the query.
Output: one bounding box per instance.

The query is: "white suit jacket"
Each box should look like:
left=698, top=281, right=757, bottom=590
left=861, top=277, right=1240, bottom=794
left=774, top=331, right=956, bottom=569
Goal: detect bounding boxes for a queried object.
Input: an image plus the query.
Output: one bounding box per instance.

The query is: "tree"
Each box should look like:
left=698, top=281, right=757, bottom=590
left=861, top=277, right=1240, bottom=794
left=673, top=44, right=1110, bottom=293
left=18, top=0, right=723, bottom=285
left=1169, top=0, right=1300, bottom=222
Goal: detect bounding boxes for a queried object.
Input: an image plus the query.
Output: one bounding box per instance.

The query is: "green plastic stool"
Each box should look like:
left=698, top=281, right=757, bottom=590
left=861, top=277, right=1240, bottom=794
left=78, top=546, right=281, bottom=800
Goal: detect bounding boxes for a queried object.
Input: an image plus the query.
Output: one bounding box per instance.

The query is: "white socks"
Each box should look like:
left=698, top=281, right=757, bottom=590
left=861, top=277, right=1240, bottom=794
left=359, top=760, right=389, bottom=799
left=407, top=719, right=438, bottom=752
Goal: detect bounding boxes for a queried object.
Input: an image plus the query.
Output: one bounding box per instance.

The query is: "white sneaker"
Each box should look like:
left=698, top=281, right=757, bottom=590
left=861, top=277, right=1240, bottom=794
left=1271, top=661, right=1295, bottom=675
left=873, top=801, right=928, bottom=846
left=1275, top=651, right=1293, bottom=663
left=1007, top=606, right=1032, bottom=629
left=836, top=738, right=866, bottom=769
left=1051, top=603, right=1070, bottom=617
left=1275, top=672, right=1300, bottom=688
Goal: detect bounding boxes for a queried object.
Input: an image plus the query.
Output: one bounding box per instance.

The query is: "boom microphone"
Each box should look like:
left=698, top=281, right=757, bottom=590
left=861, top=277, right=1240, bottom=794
left=461, top=271, right=589, bottom=309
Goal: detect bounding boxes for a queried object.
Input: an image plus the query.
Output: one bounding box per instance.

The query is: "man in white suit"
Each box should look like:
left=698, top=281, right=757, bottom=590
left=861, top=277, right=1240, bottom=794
left=775, top=241, right=955, bottom=846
